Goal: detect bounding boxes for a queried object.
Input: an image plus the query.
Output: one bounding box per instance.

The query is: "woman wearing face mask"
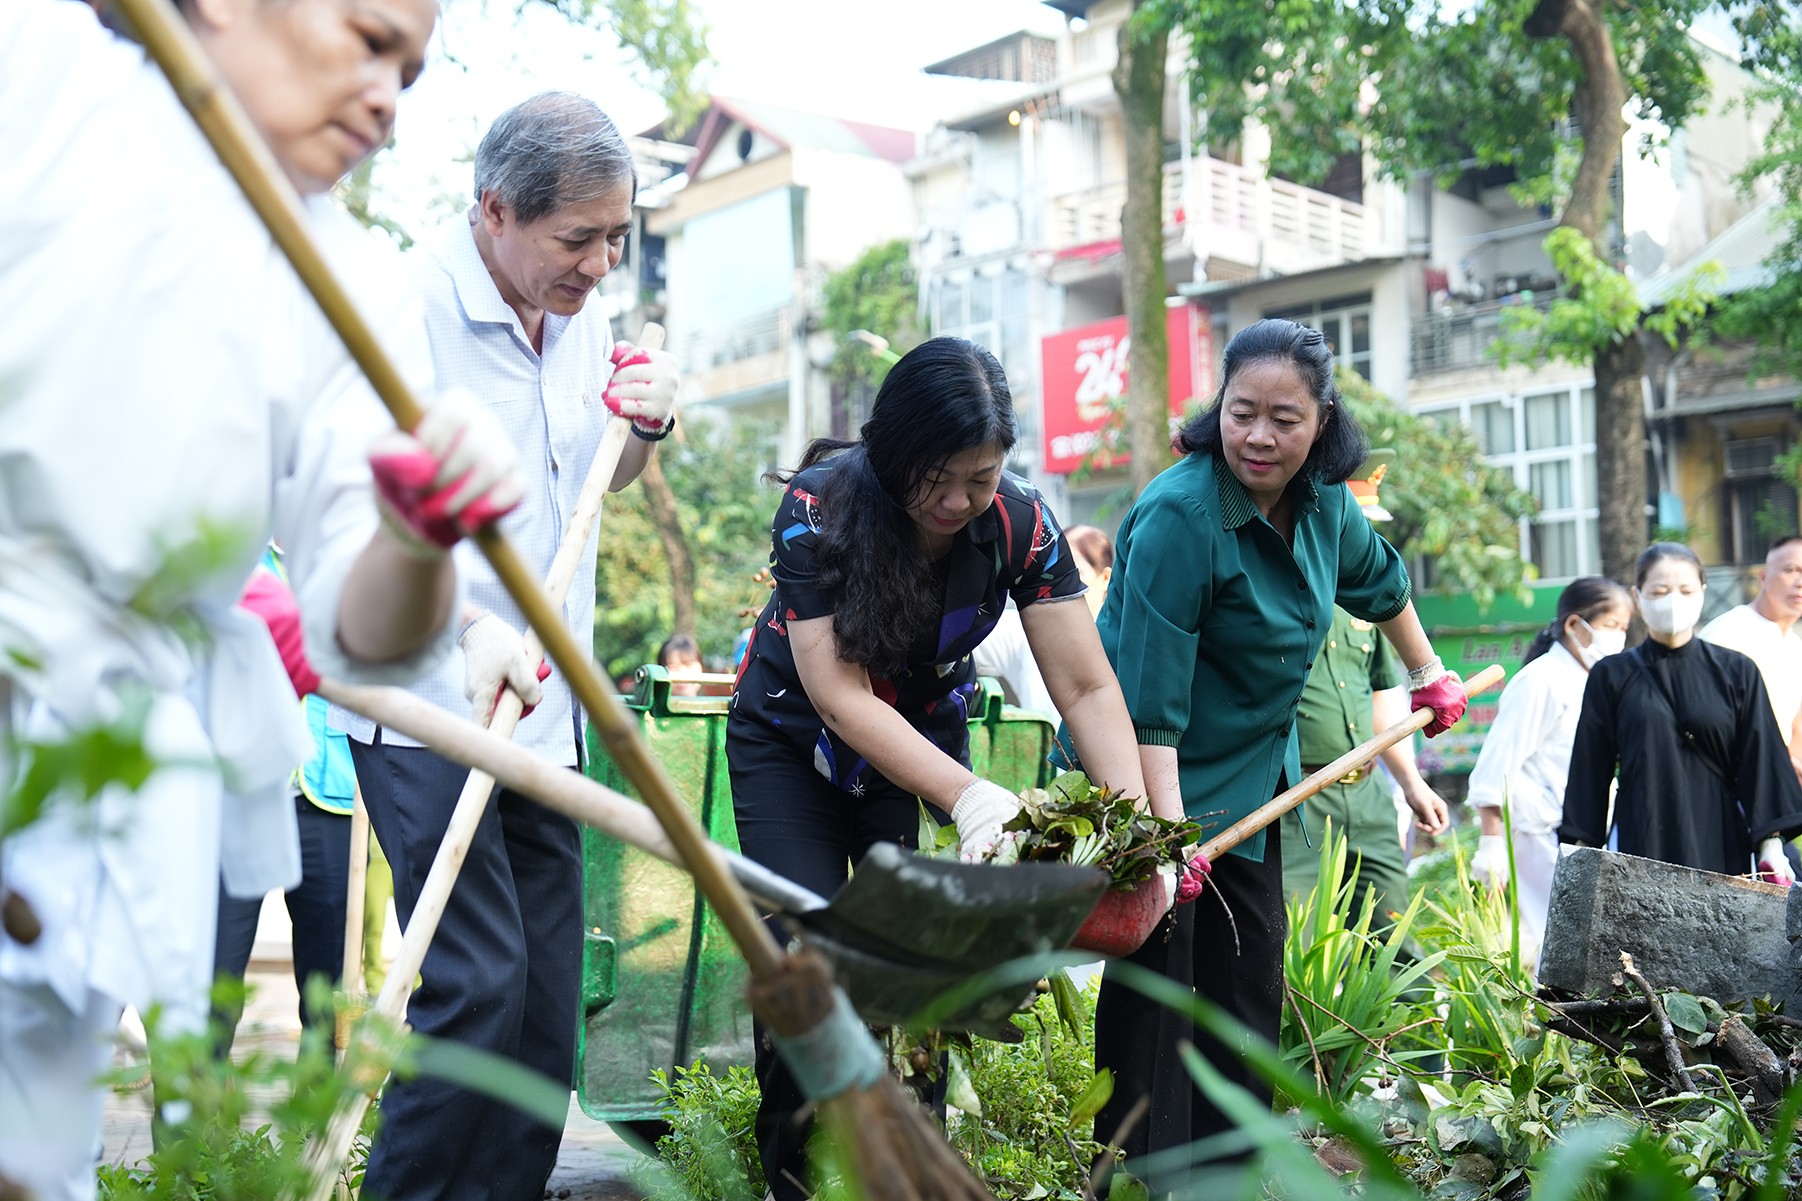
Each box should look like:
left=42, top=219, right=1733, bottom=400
left=1561, top=543, right=1802, bottom=880
left=1466, top=577, right=1631, bottom=957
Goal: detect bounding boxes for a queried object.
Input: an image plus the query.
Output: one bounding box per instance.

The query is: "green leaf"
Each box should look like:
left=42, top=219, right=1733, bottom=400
left=408, top=1035, right=569, bottom=1129
left=1664, top=992, right=1709, bottom=1036
left=944, top=1046, right=982, bottom=1118
left=1067, top=1069, right=1113, bottom=1130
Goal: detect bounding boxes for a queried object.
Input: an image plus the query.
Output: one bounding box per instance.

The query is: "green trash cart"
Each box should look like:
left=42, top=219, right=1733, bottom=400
left=576, top=667, right=1058, bottom=1125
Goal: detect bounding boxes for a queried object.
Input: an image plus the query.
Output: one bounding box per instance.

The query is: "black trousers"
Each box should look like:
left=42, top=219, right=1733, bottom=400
left=212, top=794, right=351, bottom=1050
left=350, top=734, right=583, bottom=1201
left=1093, top=821, right=1285, bottom=1196
left=726, top=725, right=930, bottom=1201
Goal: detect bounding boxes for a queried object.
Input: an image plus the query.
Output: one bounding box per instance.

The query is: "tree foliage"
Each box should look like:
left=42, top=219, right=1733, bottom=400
left=817, top=239, right=922, bottom=416
left=1494, top=226, right=1723, bottom=369
left=520, top=0, right=712, bottom=135
left=1341, top=374, right=1538, bottom=608
left=1715, top=2, right=1802, bottom=390
left=592, top=413, right=781, bottom=681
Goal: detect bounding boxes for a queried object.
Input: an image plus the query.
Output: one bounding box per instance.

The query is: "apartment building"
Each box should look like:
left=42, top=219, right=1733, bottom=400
left=913, top=3, right=1793, bottom=582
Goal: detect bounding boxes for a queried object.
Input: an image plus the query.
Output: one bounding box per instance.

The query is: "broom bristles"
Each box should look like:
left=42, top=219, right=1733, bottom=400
left=746, top=947, right=995, bottom=1201
left=821, top=1077, right=995, bottom=1201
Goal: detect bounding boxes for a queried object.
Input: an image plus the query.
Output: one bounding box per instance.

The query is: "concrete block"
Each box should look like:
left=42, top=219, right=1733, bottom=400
left=1540, top=847, right=1797, bottom=1010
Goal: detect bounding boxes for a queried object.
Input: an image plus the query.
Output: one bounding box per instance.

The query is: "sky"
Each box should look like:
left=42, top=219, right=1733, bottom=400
left=373, top=0, right=1069, bottom=234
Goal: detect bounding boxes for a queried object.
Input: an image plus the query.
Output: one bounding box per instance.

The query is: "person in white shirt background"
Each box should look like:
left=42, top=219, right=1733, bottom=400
left=0, top=0, right=533, bottom=1195
left=1701, top=535, right=1802, bottom=787
left=329, top=92, right=680, bottom=1201
left=1466, top=576, right=1632, bottom=962
left=970, top=523, right=1113, bottom=723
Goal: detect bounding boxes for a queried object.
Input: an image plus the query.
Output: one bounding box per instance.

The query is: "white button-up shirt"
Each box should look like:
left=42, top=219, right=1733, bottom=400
left=332, top=222, right=615, bottom=765
left=1466, top=641, right=1591, bottom=833
left=1701, top=603, right=1802, bottom=746
left=0, top=0, right=454, bottom=1015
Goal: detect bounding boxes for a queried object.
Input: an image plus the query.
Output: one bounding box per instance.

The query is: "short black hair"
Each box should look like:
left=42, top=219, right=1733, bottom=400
left=1634, top=541, right=1703, bottom=588
left=1173, top=317, right=1368, bottom=485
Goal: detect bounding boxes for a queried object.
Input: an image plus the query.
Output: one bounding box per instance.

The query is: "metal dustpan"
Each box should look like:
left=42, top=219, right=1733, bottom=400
left=728, top=842, right=1109, bottom=1040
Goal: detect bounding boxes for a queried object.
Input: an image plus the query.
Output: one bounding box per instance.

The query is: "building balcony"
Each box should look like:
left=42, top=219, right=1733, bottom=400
left=1410, top=293, right=1558, bottom=377
left=1046, top=158, right=1377, bottom=279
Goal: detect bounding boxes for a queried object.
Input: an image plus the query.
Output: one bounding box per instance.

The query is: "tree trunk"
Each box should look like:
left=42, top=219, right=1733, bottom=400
left=1527, top=0, right=1641, bottom=582
left=1592, top=334, right=1647, bottom=583
left=639, top=453, right=697, bottom=637
left=1113, top=6, right=1172, bottom=499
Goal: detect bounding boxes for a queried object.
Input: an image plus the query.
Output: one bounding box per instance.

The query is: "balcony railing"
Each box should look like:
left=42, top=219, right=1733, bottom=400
left=681, top=305, right=792, bottom=372
left=1046, top=158, right=1375, bottom=276
left=1410, top=293, right=1559, bottom=376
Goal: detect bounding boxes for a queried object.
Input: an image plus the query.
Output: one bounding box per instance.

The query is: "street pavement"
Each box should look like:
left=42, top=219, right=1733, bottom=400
left=101, top=952, right=651, bottom=1200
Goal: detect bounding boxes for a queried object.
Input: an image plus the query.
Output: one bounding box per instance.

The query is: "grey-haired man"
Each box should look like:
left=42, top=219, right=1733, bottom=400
left=333, top=91, right=678, bottom=1201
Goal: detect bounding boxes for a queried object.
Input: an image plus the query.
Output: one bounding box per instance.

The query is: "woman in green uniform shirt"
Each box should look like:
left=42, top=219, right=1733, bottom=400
left=1089, top=318, right=1468, bottom=1187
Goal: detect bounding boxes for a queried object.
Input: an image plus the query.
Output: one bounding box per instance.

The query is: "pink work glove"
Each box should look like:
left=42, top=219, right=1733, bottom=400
left=603, top=341, right=679, bottom=437
left=1175, top=851, right=1211, bottom=904
left=1410, top=672, right=1468, bottom=738
left=238, top=568, right=320, bottom=699
left=369, top=389, right=525, bottom=556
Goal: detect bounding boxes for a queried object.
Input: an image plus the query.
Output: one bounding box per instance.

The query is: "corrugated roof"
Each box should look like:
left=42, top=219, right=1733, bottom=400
left=684, top=96, right=917, bottom=173
left=1639, top=198, right=1787, bottom=307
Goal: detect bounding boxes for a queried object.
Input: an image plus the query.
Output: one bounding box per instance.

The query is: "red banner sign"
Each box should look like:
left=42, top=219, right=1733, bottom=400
left=1039, top=304, right=1212, bottom=474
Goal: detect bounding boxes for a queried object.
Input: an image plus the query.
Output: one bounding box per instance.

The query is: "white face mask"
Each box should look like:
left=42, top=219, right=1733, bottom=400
left=1574, top=617, right=1626, bottom=667
left=1638, top=590, right=1705, bottom=636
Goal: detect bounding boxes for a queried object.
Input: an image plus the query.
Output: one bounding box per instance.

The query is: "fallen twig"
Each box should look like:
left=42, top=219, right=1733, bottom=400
left=1285, top=982, right=1329, bottom=1096
left=1086, top=1094, right=1150, bottom=1201
left=1619, top=952, right=1695, bottom=1093
left=1715, top=1015, right=1789, bottom=1107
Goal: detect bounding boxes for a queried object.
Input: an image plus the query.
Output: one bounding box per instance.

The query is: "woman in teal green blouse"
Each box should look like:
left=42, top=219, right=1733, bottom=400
left=1090, top=318, right=1467, bottom=1188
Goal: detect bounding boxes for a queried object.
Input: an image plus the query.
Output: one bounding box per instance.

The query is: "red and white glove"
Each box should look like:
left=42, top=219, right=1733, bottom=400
left=952, top=779, right=1022, bottom=863
left=603, top=342, right=679, bottom=437
left=238, top=567, right=320, bottom=699
left=1175, top=850, right=1211, bottom=904
left=1407, top=658, right=1468, bottom=738
left=369, top=389, right=524, bottom=556
left=1756, top=837, right=1796, bottom=887
left=460, top=611, right=549, bottom=726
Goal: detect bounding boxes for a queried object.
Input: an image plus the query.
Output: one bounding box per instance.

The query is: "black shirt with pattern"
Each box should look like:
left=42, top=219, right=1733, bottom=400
left=728, top=459, right=1086, bottom=797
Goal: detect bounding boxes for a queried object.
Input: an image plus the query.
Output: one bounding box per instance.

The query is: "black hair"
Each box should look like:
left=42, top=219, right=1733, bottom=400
left=657, top=633, right=700, bottom=666
left=1769, top=534, right=1802, bottom=555
left=1635, top=541, right=1704, bottom=589
left=768, top=337, right=1016, bottom=675
left=1522, top=575, right=1631, bottom=665
left=1172, top=317, right=1369, bottom=486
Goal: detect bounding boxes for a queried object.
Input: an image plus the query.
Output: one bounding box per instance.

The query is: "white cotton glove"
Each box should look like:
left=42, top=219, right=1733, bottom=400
left=1471, top=833, right=1509, bottom=887
left=951, top=779, right=1022, bottom=863
left=1756, top=838, right=1796, bottom=887
left=369, top=388, right=525, bottom=556
left=459, top=611, right=547, bottom=726
left=603, top=342, right=679, bottom=437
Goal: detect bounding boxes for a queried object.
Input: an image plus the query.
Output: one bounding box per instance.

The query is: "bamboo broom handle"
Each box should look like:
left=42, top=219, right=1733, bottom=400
left=110, top=0, right=784, bottom=983
left=340, top=787, right=369, bottom=994
left=1198, top=662, right=1505, bottom=863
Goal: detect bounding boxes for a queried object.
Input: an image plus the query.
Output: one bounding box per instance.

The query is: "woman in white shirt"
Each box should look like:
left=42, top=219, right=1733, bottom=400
left=1466, top=576, right=1631, bottom=959
left=0, top=2, right=528, bottom=1195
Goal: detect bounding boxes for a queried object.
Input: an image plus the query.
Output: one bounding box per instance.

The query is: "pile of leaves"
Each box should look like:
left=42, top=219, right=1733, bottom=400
left=925, top=772, right=1200, bottom=889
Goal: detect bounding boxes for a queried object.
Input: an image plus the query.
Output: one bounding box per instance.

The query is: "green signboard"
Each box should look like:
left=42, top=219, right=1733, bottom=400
left=1412, top=584, right=1564, bottom=775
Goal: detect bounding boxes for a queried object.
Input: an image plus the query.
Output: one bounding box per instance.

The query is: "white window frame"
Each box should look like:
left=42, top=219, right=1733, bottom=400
left=1417, top=384, right=1599, bottom=582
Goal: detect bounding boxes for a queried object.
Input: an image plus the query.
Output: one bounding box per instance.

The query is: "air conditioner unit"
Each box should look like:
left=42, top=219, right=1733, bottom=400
left=1723, top=437, right=1778, bottom=479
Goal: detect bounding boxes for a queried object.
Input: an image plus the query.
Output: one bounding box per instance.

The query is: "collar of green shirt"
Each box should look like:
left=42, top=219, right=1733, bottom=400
left=1212, top=451, right=1323, bottom=530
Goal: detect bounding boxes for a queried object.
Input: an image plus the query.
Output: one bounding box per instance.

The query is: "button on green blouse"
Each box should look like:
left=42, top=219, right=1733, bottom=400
left=1095, top=452, right=1412, bottom=862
